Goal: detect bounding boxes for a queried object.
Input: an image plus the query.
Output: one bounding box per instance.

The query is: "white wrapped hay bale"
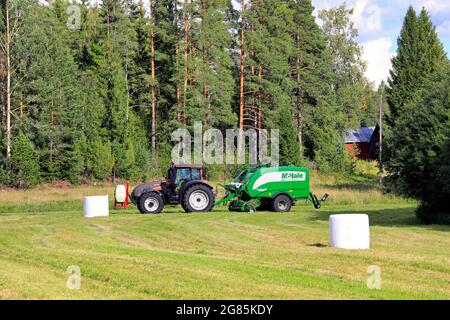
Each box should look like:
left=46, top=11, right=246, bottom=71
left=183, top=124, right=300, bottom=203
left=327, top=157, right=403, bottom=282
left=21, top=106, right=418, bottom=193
left=83, top=195, right=109, bottom=218
left=329, top=214, right=370, bottom=249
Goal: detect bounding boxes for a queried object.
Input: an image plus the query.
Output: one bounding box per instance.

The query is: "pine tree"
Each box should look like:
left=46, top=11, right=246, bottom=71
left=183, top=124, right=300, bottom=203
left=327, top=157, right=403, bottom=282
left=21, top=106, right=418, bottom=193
left=246, top=0, right=294, bottom=132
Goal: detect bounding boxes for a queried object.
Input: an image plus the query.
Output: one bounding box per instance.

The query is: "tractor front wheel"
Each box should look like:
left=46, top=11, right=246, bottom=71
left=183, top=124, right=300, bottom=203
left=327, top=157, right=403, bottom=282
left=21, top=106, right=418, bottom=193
left=138, top=192, right=164, bottom=214
left=271, top=194, right=292, bottom=212
left=182, top=184, right=215, bottom=213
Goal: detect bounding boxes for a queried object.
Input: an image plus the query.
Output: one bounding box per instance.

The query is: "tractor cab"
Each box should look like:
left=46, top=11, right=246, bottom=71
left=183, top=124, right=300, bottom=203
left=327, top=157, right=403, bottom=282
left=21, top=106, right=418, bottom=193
left=164, top=164, right=205, bottom=204
left=167, top=164, right=203, bottom=188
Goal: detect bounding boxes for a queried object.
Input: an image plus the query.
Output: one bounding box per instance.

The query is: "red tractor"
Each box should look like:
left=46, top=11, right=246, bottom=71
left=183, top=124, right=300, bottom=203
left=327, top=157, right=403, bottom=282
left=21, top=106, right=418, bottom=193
left=127, top=164, right=215, bottom=214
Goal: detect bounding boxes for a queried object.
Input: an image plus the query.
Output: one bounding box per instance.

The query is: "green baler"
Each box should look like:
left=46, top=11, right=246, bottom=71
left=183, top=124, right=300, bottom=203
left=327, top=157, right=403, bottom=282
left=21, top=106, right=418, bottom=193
left=215, top=164, right=328, bottom=212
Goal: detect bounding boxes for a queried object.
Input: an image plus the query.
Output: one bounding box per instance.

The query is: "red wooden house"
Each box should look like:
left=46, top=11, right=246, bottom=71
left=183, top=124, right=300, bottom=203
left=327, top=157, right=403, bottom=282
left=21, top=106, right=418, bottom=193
left=344, top=125, right=380, bottom=161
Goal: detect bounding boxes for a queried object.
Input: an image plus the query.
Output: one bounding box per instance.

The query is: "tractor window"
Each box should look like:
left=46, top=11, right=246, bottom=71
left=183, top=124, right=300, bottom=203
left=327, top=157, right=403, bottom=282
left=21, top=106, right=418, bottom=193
left=175, top=168, right=191, bottom=186
left=191, top=169, right=201, bottom=180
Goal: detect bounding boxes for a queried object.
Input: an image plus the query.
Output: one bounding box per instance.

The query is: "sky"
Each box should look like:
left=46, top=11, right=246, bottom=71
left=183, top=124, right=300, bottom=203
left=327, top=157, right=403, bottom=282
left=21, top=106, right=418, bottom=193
left=312, top=0, right=450, bottom=86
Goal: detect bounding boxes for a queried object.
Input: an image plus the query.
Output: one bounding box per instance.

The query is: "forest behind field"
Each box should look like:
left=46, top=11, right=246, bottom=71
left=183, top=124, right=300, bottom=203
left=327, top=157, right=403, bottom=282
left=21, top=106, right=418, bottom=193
left=0, top=1, right=449, bottom=223
left=0, top=0, right=384, bottom=183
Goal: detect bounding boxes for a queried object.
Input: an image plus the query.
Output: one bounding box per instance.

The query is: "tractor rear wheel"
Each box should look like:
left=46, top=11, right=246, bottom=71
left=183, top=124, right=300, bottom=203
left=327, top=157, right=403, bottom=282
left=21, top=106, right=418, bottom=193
left=271, top=194, right=292, bottom=212
left=182, top=184, right=215, bottom=213
left=138, top=192, right=164, bottom=214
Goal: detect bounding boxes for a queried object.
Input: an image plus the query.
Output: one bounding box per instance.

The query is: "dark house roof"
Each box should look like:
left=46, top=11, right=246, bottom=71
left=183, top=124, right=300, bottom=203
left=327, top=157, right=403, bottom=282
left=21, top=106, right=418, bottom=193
left=344, top=127, right=376, bottom=144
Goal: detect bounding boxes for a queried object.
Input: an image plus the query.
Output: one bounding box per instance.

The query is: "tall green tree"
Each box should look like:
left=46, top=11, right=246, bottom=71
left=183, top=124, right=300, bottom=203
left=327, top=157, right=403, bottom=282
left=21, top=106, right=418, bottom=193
left=245, top=0, right=293, bottom=131
left=187, top=0, right=236, bottom=129
left=386, top=6, right=445, bottom=124
left=14, top=3, right=84, bottom=181
left=318, top=4, right=367, bottom=128
left=385, top=63, right=450, bottom=224
left=289, top=0, right=344, bottom=171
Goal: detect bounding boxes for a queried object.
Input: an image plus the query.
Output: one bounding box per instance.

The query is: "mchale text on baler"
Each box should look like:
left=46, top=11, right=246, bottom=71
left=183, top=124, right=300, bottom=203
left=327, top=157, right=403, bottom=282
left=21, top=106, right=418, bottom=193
left=114, top=163, right=327, bottom=214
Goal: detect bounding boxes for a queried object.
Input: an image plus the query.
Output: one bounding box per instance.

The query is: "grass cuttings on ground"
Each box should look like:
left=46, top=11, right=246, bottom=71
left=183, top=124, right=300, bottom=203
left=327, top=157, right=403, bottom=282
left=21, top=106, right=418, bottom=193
left=0, top=171, right=448, bottom=299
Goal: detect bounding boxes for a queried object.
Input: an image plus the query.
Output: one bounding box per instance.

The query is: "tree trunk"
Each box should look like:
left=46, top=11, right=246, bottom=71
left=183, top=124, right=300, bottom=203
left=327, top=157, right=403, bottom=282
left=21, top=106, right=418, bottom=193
left=239, top=0, right=245, bottom=131
left=258, top=64, right=262, bottom=130
left=201, top=0, right=210, bottom=126
left=125, top=63, right=130, bottom=121
left=295, top=33, right=302, bottom=155
left=175, top=2, right=182, bottom=125
left=5, top=4, right=11, bottom=159
left=251, top=1, right=256, bottom=130
left=176, top=45, right=182, bottom=124
left=150, top=0, right=156, bottom=149
left=183, top=0, right=190, bottom=126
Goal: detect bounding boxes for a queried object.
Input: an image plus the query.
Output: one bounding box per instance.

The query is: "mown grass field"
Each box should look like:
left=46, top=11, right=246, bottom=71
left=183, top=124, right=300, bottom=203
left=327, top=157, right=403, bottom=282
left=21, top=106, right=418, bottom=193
left=0, top=172, right=449, bottom=299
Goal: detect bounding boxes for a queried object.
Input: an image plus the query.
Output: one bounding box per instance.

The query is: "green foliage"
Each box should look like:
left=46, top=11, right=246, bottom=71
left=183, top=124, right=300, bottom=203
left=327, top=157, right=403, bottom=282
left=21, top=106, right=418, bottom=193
left=387, top=7, right=445, bottom=124
left=2, top=0, right=447, bottom=192
left=360, top=82, right=387, bottom=127
left=384, top=6, right=448, bottom=224
left=319, top=4, right=367, bottom=128
left=11, top=3, right=83, bottom=181
left=88, top=137, right=114, bottom=180
left=353, top=160, right=379, bottom=176
left=188, top=0, right=236, bottom=128
left=273, top=106, right=300, bottom=166
left=385, top=64, right=450, bottom=224
left=288, top=0, right=347, bottom=172
left=10, top=132, right=40, bottom=187
left=66, top=134, right=87, bottom=184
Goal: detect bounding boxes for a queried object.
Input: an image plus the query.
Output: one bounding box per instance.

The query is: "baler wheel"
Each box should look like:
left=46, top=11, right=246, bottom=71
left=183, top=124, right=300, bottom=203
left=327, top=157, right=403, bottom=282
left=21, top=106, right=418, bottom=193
left=271, top=194, right=292, bottom=212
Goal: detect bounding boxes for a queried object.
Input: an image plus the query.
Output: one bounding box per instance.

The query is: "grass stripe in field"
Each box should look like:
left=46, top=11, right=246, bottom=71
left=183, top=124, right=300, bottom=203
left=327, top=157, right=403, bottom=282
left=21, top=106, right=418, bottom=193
left=0, top=199, right=449, bottom=299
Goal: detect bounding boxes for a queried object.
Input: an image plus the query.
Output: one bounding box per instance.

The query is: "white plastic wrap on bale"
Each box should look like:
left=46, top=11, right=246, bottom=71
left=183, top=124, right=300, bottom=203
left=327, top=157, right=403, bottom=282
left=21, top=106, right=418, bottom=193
left=83, top=195, right=109, bottom=218
left=115, top=185, right=127, bottom=203
left=329, top=214, right=370, bottom=249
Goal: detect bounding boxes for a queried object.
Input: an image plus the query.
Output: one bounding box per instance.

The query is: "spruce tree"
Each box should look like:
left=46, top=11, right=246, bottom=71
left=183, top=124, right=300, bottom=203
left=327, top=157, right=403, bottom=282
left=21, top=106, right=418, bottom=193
left=10, top=131, right=40, bottom=187
left=88, top=136, right=115, bottom=180
left=385, top=63, right=450, bottom=224
left=386, top=6, right=445, bottom=124
left=274, top=106, right=300, bottom=165
left=385, top=6, right=447, bottom=222
left=417, top=8, right=445, bottom=75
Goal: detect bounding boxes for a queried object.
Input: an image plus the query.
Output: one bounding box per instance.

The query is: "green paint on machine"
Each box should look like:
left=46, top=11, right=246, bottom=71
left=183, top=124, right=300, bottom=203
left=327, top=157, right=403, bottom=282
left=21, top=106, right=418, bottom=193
left=215, top=164, right=328, bottom=212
